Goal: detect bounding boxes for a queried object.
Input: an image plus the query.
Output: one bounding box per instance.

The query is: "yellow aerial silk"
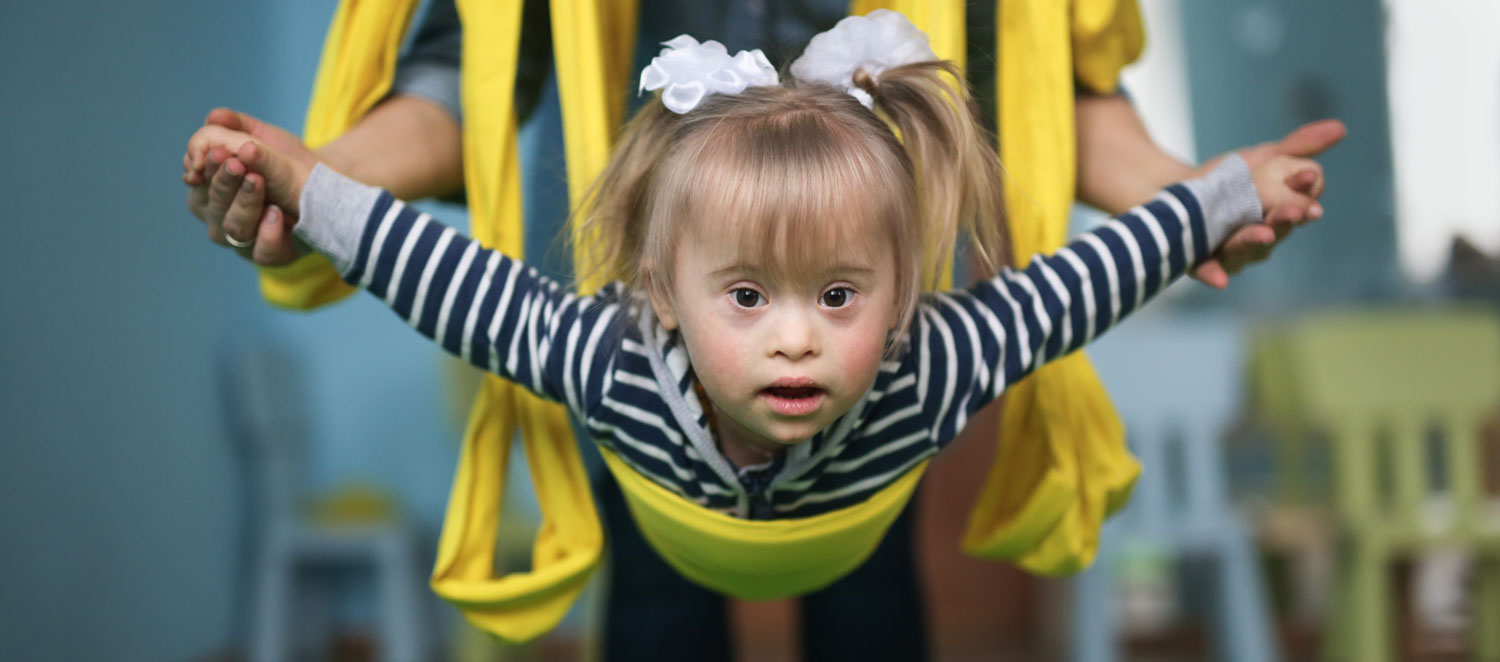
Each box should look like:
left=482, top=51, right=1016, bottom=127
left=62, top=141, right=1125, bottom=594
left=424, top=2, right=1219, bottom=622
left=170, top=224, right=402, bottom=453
left=277, top=0, right=1143, bottom=642
left=967, top=0, right=1145, bottom=576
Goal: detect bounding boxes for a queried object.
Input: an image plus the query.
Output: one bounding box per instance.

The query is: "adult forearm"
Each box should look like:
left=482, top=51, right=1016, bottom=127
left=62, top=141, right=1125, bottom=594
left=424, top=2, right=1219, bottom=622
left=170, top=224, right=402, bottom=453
left=316, top=94, right=464, bottom=201
left=1074, top=93, right=1196, bottom=215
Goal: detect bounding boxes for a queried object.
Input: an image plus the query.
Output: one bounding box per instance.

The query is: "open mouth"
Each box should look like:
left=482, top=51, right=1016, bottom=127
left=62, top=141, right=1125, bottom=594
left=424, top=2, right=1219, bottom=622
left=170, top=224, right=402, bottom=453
left=759, top=383, right=826, bottom=416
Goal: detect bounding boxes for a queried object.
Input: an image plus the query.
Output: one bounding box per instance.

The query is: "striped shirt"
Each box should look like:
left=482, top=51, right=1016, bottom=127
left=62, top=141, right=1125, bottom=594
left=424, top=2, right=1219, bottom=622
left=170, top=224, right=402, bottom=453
left=293, top=157, right=1260, bottom=519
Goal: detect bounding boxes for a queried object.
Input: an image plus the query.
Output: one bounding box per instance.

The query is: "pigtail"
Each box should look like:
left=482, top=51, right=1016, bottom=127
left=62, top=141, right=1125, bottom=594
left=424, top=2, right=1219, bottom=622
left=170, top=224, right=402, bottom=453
left=571, top=99, right=681, bottom=296
left=855, top=61, right=1010, bottom=286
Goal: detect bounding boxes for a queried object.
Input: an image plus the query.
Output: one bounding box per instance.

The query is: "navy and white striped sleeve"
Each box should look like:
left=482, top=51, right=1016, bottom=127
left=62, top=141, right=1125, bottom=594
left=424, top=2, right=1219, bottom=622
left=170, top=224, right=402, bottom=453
left=916, top=156, right=1262, bottom=445
left=292, top=164, right=621, bottom=415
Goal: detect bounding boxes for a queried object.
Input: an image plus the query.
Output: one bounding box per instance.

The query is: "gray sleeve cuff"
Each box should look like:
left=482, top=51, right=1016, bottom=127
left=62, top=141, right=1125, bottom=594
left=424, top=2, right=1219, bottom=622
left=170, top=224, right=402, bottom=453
left=1182, top=153, right=1263, bottom=250
left=294, top=164, right=384, bottom=276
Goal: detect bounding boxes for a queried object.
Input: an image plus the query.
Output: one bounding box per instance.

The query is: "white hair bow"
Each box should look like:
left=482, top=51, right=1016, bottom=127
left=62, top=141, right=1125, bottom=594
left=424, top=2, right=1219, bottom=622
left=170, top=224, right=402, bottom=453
left=789, top=9, right=937, bottom=109
left=638, top=35, right=779, bottom=114
left=637, top=10, right=937, bottom=114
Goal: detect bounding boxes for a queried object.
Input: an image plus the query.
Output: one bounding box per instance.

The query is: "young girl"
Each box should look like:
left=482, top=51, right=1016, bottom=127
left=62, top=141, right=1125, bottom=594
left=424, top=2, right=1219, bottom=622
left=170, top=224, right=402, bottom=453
left=185, top=11, right=1323, bottom=521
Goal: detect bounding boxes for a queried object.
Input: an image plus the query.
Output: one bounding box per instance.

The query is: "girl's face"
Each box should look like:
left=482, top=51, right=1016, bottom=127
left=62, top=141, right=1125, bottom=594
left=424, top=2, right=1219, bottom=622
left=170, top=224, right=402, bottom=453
left=652, top=217, right=900, bottom=456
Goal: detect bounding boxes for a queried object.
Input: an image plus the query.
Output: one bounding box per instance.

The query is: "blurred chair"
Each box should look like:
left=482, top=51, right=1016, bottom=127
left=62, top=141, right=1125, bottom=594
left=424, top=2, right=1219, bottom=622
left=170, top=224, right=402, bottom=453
left=219, top=339, right=427, bottom=662
left=1254, top=308, right=1500, bottom=662
left=1071, top=312, right=1278, bottom=662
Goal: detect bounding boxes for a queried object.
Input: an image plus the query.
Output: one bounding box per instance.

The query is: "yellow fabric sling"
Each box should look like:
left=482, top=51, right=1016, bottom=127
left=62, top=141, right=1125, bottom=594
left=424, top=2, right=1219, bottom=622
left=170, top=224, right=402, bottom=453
left=962, top=0, right=1145, bottom=575
left=273, top=0, right=602, bottom=643
left=424, top=0, right=604, bottom=644
left=287, top=0, right=1145, bottom=642
left=602, top=451, right=928, bottom=599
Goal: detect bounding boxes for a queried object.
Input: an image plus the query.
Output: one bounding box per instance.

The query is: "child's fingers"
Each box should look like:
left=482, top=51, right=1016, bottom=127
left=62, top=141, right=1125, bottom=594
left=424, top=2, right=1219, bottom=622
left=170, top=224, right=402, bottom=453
left=1267, top=203, right=1304, bottom=225
left=202, top=150, right=220, bottom=182
left=208, top=145, right=235, bottom=176
left=1286, top=169, right=1314, bottom=194
left=251, top=205, right=302, bottom=266
left=1283, top=193, right=1322, bottom=223
left=203, top=145, right=237, bottom=188
left=182, top=152, right=202, bottom=186
left=1284, top=163, right=1325, bottom=201
left=1265, top=203, right=1305, bottom=229
left=223, top=169, right=264, bottom=252
left=184, top=158, right=207, bottom=186
left=188, top=125, right=258, bottom=170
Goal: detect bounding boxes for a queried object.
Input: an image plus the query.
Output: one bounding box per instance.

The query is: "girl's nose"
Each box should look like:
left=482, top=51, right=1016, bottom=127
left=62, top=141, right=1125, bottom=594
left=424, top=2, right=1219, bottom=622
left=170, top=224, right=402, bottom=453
left=768, top=308, right=819, bottom=360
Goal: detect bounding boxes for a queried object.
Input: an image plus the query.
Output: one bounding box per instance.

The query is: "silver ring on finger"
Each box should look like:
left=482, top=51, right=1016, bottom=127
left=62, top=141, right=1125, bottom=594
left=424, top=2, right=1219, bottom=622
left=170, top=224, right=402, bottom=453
left=225, top=233, right=255, bottom=249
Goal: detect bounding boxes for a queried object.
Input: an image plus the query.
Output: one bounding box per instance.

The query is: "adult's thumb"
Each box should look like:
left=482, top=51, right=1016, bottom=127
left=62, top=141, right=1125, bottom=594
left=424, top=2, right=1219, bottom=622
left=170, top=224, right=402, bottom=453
left=238, top=141, right=304, bottom=214
left=1276, top=119, right=1347, bottom=157
left=206, top=107, right=247, bottom=130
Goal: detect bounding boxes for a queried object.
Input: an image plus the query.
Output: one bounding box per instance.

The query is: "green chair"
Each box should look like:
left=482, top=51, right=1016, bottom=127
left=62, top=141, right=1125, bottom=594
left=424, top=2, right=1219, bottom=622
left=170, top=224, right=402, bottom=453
left=1261, top=308, right=1500, bottom=662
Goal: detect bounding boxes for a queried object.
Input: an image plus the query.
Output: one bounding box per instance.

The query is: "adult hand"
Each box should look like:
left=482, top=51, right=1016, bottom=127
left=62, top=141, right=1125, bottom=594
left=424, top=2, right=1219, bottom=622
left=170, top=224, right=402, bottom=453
left=183, top=108, right=321, bottom=266
left=1191, top=119, right=1346, bottom=289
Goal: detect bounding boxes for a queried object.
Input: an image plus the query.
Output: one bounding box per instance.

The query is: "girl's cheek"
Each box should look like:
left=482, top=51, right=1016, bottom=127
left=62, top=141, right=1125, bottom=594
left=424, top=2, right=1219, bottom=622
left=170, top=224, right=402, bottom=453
left=688, top=321, right=747, bottom=376
left=837, top=322, right=887, bottom=377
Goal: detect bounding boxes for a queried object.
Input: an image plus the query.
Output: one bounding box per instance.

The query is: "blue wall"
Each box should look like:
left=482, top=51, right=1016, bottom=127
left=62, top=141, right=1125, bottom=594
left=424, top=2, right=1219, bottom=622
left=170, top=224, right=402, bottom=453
left=1179, top=0, right=1399, bottom=309
left=0, top=1, right=463, bottom=659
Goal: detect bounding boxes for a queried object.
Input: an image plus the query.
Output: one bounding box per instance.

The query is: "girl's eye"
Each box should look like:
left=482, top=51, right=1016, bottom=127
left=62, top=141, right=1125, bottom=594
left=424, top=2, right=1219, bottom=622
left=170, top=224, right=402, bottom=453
left=820, top=287, right=852, bottom=308
left=732, top=288, right=765, bottom=308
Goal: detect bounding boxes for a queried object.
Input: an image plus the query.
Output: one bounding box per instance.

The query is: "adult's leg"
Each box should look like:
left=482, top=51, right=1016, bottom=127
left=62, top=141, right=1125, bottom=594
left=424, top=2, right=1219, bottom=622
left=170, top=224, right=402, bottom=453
left=799, top=499, right=928, bottom=661
left=597, top=469, right=733, bottom=661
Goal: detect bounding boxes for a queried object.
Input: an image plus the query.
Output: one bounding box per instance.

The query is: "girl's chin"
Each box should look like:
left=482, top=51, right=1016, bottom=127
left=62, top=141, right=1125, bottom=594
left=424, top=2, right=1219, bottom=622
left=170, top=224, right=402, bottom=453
left=750, top=419, right=828, bottom=446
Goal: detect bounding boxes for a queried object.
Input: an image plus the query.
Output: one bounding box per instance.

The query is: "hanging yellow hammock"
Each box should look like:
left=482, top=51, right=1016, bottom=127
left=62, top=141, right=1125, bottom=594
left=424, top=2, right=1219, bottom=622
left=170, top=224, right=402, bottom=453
left=258, top=0, right=1144, bottom=643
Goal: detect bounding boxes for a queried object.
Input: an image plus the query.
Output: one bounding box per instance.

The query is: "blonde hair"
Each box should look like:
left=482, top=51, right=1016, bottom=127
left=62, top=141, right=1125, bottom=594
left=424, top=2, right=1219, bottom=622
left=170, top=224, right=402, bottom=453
left=575, top=60, right=1007, bottom=345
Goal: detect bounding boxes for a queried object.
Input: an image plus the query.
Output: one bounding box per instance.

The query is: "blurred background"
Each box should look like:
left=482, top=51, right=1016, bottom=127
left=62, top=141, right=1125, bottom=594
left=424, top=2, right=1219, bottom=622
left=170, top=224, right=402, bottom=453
left=2, top=0, right=1498, bottom=660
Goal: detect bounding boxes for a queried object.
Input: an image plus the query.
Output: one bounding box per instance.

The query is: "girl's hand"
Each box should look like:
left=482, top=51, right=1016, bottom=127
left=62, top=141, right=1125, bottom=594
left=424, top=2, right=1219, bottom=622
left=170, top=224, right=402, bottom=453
left=183, top=109, right=317, bottom=265
left=1252, top=154, right=1324, bottom=226
left=1224, top=154, right=1325, bottom=277
left=183, top=124, right=313, bottom=261
left=1191, top=119, right=1345, bottom=288
left=186, top=124, right=311, bottom=214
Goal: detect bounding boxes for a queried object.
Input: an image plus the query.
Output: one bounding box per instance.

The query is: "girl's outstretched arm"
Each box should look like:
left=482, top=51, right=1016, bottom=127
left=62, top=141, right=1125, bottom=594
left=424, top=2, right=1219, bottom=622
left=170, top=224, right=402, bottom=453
left=294, top=164, right=621, bottom=414
left=185, top=125, right=618, bottom=413
left=918, top=155, right=1314, bottom=446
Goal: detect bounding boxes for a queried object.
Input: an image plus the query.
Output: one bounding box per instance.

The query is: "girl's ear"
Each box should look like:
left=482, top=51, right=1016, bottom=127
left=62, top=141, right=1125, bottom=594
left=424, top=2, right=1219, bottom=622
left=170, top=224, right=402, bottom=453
left=643, top=265, right=680, bottom=330
left=651, top=292, right=680, bottom=331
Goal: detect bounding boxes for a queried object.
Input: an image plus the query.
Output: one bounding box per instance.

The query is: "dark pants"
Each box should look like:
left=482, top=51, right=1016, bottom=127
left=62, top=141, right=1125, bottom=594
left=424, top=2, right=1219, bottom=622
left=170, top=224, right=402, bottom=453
left=597, top=469, right=929, bottom=661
